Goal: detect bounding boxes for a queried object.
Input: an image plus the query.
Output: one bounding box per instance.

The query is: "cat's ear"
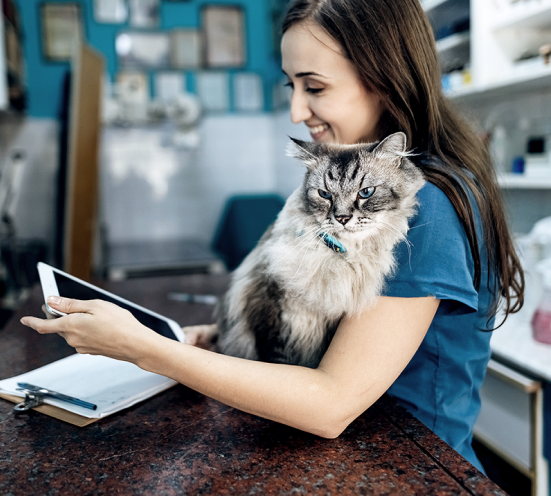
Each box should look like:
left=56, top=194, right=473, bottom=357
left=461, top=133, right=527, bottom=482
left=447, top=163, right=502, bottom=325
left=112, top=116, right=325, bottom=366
left=372, top=132, right=408, bottom=164
left=286, top=137, right=320, bottom=170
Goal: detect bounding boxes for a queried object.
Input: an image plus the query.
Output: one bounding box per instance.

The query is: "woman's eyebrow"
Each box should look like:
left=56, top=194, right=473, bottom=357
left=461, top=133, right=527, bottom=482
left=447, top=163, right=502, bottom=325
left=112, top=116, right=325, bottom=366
left=282, top=70, right=329, bottom=79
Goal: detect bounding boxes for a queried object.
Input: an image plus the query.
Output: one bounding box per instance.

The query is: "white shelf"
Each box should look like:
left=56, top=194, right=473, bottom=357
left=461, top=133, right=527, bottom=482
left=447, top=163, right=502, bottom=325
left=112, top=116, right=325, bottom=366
left=491, top=0, right=551, bottom=31
left=490, top=311, right=551, bottom=383
left=437, top=31, right=470, bottom=71
left=498, top=173, right=551, bottom=189
left=436, top=31, right=470, bottom=53
left=447, top=61, right=551, bottom=104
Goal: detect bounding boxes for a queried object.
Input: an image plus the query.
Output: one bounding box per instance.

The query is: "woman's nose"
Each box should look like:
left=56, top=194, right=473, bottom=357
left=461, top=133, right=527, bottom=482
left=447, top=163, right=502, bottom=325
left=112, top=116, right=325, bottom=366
left=289, top=90, right=312, bottom=124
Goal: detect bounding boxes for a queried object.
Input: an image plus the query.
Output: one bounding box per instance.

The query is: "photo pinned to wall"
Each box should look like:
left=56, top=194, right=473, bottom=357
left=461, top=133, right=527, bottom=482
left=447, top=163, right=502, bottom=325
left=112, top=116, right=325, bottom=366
left=40, top=3, right=83, bottom=61
left=129, top=0, right=159, bottom=28
left=117, top=71, right=149, bottom=103
left=94, top=0, right=128, bottom=24
left=196, top=71, right=230, bottom=112
left=155, top=72, right=185, bottom=103
left=234, top=73, right=263, bottom=112
left=116, top=32, right=170, bottom=69
left=116, top=70, right=149, bottom=122
left=202, top=6, right=246, bottom=68
left=169, top=29, right=203, bottom=69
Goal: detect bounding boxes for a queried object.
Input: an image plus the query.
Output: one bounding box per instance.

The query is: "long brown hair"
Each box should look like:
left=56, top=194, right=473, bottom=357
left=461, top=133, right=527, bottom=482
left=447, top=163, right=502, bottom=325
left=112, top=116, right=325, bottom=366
left=282, top=0, right=524, bottom=325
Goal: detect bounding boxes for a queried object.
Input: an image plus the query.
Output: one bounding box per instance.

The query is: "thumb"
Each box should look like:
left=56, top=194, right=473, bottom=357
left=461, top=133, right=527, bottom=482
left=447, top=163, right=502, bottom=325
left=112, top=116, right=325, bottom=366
left=47, top=295, right=92, bottom=315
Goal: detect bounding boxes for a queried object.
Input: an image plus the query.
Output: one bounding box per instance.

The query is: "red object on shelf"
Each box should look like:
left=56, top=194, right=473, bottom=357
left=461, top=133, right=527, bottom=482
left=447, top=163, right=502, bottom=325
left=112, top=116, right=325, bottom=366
left=531, top=309, right=551, bottom=344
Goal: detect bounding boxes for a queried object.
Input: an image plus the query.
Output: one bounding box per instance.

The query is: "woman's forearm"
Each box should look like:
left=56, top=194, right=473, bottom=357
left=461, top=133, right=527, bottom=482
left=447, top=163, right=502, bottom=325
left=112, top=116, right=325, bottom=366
left=21, top=296, right=436, bottom=438
left=137, top=335, right=350, bottom=438
left=135, top=296, right=438, bottom=438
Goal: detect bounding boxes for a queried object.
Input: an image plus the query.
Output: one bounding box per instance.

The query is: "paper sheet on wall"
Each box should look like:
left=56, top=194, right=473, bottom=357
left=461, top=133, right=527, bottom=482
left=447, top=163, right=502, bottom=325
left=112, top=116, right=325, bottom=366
left=0, top=354, right=176, bottom=418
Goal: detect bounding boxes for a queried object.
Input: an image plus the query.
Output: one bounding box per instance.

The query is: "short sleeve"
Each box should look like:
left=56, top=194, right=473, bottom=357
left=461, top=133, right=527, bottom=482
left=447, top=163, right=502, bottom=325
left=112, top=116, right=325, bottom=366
left=382, top=182, right=478, bottom=314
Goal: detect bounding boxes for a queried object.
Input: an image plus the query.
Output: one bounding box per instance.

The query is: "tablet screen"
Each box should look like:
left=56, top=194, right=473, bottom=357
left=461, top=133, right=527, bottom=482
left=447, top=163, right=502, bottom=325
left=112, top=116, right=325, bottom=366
left=53, top=271, right=178, bottom=341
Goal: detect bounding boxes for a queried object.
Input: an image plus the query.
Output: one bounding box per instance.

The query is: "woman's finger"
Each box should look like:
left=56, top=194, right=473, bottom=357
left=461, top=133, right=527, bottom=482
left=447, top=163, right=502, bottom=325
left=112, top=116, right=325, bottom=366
left=183, top=324, right=218, bottom=350
left=20, top=315, right=69, bottom=334
left=46, top=296, right=97, bottom=315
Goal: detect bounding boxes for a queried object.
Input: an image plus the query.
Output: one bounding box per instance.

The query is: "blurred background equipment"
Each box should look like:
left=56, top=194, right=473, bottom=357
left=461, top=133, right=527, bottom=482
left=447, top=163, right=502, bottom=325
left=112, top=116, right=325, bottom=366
left=213, top=194, right=285, bottom=271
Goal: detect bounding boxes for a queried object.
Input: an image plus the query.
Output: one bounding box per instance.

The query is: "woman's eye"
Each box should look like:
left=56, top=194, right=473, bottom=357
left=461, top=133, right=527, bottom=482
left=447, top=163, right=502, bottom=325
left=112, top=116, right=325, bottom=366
left=359, top=187, right=376, bottom=199
left=284, top=81, right=294, bottom=90
left=318, top=189, right=332, bottom=199
left=306, top=87, right=323, bottom=94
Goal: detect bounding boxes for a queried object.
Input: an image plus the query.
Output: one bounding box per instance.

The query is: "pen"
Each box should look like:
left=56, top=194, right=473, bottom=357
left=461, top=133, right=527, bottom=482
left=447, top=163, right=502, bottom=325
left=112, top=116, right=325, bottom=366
left=168, top=292, right=218, bottom=305
left=17, top=382, right=97, bottom=410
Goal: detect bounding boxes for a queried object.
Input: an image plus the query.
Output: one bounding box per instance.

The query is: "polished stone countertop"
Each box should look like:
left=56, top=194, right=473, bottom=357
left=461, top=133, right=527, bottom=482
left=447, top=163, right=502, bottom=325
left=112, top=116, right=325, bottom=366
left=0, top=275, right=506, bottom=495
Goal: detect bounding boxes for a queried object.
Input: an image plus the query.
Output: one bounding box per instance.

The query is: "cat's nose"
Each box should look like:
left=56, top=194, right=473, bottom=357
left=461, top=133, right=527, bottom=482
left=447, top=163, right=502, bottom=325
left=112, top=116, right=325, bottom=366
left=335, top=215, right=352, bottom=225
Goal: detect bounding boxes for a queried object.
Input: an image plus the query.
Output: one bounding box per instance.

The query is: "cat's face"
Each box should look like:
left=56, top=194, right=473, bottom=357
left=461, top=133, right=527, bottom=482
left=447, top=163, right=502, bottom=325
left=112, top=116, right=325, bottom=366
left=288, top=132, right=422, bottom=240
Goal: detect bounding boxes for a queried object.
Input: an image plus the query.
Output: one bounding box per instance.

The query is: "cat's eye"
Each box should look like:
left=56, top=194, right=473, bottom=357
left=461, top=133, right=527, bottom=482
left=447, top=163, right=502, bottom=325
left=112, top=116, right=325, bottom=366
left=358, top=187, right=376, bottom=199
left=318, top=189, right=332, bottom=200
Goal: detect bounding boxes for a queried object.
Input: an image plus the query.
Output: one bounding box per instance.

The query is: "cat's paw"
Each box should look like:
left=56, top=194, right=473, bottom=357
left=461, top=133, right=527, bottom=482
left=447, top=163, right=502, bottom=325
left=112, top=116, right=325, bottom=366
left=183, top=324, right=219, bottom=350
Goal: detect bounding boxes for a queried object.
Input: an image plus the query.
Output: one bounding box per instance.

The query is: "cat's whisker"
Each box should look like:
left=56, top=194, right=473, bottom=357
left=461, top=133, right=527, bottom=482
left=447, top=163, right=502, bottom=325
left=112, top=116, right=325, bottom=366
left=271, top=236, right=321, bottom=269
left=376, top=220, right=413, bottom=262
left=280, top=230, right=322, bottom=290
left=408, top=221, right=434, bottom=230
left=277, top=224, right=322, bottom=252
left=271, top=226, right=323, bottom=265
left=377, top=220, right=411, bottom=246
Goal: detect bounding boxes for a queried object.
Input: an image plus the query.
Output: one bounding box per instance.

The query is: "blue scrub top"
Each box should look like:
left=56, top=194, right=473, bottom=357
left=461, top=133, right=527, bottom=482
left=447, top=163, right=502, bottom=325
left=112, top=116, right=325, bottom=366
left=383, top=181, right=494, bottom=472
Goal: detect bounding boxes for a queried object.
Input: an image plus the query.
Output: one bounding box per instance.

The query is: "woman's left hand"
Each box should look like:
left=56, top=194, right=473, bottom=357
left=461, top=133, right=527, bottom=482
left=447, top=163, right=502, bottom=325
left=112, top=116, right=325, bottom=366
left=20, top=296, right=161, bottom=363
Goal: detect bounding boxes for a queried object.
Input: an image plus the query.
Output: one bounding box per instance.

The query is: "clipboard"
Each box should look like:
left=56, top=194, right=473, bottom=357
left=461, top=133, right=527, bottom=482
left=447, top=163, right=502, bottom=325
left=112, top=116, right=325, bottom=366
left=0, top=354, right=178, bottom=426
left=0, top=392, right=97, bottom=427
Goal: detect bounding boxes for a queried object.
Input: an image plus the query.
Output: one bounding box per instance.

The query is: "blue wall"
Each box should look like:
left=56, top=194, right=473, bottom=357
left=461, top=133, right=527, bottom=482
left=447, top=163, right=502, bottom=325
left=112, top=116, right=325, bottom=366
left=14, top=0, right=282, bottom=118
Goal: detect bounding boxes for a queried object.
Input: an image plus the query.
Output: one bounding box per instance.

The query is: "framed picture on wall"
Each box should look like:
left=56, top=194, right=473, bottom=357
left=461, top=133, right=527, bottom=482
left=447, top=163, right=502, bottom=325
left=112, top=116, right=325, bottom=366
left=234, top=73, right=263, bottom=112
left=116, top=71, right=149, bottom=104
left=40, top=2, right=83, bottom=61
left=116, top=32, right=170, bottom=69
left=154, top=72, right=185, bottom=102
left=129, top=0, right=160, bottom=28
left=169, top=29, right=203, bottom=69
left=202, top=6, right=246, bottom=68
left=196, top=71, right=230, bottom=112
left=94, top=0, right=128, bottom=24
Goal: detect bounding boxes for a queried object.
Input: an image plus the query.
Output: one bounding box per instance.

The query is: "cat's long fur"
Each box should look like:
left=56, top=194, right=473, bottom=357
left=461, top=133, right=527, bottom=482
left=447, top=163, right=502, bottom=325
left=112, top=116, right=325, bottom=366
left=216, top=132, right=425, bottom=368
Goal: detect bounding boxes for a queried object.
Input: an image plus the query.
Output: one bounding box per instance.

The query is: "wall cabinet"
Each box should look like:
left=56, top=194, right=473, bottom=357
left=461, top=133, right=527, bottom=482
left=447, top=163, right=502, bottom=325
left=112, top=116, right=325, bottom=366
left=423, top=0, right=551, bottom=235
left=425, top=0, right=470, bottom=76
left=438, top=0, right=551, bottom=102
left=475, top=359, right=548, bottom=496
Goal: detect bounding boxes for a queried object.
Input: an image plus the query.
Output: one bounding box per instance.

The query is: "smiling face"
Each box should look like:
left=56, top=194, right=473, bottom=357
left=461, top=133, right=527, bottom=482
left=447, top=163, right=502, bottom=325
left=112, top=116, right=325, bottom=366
left=281, top=22, right=384, bottom=145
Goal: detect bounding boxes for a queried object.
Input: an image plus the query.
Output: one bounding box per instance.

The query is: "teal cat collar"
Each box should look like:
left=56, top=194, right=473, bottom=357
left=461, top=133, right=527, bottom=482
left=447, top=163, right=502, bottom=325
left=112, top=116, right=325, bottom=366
left=318, top=232, right=347, bottom=253
left=297, top=230, right=347, bottom=253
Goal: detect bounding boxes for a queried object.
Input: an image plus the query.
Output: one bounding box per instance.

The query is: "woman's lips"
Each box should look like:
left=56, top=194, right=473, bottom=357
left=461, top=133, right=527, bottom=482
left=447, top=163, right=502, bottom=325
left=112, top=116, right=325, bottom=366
left=308, top=123, right=329, bottom=139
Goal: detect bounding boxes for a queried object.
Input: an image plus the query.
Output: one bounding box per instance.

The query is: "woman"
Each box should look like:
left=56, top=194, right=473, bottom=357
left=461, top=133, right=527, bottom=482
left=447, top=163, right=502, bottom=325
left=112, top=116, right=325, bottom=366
left=22, top=0, right=523, bottom=472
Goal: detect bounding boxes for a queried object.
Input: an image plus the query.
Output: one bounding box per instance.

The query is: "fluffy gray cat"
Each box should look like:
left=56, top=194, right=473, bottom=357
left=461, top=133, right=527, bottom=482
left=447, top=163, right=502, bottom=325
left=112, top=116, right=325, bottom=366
left=216, top=132, right=425, bottom=368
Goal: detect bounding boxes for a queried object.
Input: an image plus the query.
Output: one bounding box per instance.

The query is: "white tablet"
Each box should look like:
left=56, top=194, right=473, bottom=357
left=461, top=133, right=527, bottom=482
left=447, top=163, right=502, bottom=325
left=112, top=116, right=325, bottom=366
left=37, top=262, right=185, bottom=342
